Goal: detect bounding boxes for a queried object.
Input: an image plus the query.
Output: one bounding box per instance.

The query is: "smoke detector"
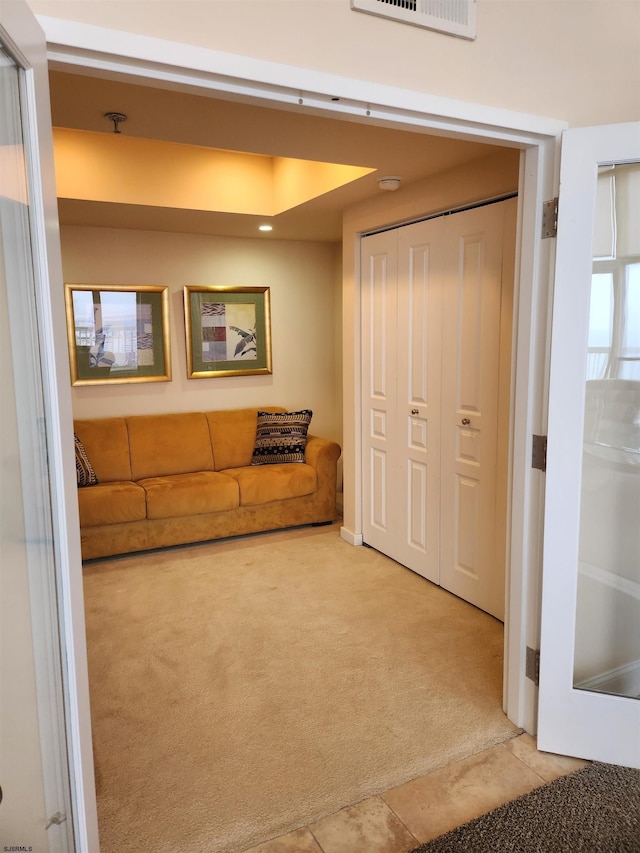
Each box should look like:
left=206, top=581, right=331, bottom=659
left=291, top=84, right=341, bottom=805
left=378, top=176, right=401, bottom=191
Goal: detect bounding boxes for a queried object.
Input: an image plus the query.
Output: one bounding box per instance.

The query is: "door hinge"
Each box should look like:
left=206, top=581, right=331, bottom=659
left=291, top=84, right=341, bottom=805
left=532, top=434, right=547, bottom=472
left=542, top=197, right=558, bottom=238
left=526, top=647, right=540, bottom=686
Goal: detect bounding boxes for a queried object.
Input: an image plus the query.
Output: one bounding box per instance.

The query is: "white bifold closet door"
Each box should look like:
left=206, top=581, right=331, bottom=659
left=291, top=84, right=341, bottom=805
left=361, top=198, right=515, bottom=620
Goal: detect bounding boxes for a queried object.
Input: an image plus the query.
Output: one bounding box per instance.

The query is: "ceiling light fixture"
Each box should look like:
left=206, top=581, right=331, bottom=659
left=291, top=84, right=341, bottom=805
left=377, top=176, right=401, bottom=191
left=258, top=224, right=273, bottom=232
left=104, top=112, right=127, bottom=134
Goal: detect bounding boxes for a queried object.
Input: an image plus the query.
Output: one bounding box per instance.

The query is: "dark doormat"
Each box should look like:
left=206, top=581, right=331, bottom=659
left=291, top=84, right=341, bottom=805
left=409, top=762, right=640, bottom=853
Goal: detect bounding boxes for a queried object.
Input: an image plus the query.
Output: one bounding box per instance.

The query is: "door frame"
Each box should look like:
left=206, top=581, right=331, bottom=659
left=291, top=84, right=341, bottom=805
left=38, top=15, right=564, bottom=748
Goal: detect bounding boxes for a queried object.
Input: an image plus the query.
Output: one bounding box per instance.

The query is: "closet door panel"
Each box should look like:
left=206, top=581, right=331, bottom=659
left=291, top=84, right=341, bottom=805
left=458, top=236, right=484, bottom=414
left=440, top=203, right=508, bottom=619
left=456, top=475, right=481, bottom=573
left=395, top=220, right=443, bottom=582
left=361, top=232, right=398, bottom=551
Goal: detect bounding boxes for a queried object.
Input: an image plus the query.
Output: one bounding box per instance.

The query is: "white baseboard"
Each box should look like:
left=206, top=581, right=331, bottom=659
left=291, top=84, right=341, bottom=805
left=340, top=526, right=363, bottom=546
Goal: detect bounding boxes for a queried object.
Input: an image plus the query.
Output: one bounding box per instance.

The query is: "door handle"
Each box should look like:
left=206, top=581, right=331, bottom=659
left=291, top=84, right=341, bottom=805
left=461, top=417, right=471, bottom=425
left=411, top=409, right=419, bottom=415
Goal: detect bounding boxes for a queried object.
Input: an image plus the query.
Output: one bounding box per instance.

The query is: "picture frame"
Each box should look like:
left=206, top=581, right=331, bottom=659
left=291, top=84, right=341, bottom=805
left=184, top=285, right=272, bottom=378
left=64, top=284, right=171, bottom=386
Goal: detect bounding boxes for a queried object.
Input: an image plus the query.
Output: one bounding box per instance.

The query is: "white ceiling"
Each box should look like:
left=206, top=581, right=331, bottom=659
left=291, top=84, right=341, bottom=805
left=49, top=69, right=503, bottom=242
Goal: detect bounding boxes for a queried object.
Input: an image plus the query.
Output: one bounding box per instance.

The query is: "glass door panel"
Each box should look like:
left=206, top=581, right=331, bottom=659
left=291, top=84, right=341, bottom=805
left=575, top=163, right=640, bottom=700
left=0, top=40, right=74, bottom=849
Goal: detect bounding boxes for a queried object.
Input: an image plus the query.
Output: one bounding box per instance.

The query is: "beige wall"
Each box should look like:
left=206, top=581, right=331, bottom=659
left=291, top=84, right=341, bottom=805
left=29, top=0, right=640, bottom=127
left=61, top=226, right=342, bottom=449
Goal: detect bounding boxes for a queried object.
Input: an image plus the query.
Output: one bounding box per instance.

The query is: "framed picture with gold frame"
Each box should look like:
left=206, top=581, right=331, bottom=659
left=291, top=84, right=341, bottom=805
left=64, top=284, right=171, bottom=386
left=184, top=285, right=272, bottom=378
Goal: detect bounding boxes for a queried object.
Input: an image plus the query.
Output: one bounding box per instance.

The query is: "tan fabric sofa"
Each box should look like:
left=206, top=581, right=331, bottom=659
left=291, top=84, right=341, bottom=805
left=74, top=407, right=341, bottom=560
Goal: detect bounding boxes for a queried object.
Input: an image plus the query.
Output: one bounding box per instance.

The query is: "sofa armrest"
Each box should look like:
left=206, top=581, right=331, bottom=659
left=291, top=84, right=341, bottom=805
left=304, top=435, right=341, bottom=494
left=305, top=435, right=341, bottom=467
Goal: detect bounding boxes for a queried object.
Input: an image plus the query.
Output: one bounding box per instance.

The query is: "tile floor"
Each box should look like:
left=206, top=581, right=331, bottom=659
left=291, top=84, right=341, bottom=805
left=243, top=733, right=588, bottom=853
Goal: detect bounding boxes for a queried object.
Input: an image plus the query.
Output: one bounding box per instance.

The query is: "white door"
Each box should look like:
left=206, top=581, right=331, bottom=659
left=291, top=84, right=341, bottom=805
left=362, top=219, right=443, bottom=583
left=361, top=199, right=515, bottom=618
left=361, top=228, right=403, bottom=564
left=538, top=122, right=640, bottom=767
left=361, top=220, right=443, bottom=582
left=395, top=218, right=443, bottom=584
left=1, top=1, right=98, bottom=848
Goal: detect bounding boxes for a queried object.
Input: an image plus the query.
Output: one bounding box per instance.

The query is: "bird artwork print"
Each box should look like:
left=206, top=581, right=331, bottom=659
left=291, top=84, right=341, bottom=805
left=230, top=325, right=257, bottom=358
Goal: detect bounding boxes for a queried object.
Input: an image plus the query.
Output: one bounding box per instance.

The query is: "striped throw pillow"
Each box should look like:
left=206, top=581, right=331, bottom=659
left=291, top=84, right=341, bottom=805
left=251, top=410, right=312, bottom=465
left=75, top=433, right=98, bottom=487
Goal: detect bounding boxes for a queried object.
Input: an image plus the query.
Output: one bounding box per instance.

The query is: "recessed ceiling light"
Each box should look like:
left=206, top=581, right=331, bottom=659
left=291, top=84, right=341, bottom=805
left=258, top=224, right=273, bottom=232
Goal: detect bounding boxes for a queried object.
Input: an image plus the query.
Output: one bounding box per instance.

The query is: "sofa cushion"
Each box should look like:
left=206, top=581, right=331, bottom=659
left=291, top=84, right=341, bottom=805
left=224, top=463, right=317, bottom=506
left=139, top=472, right=239, bottom=520
left=251, top=409, right=313, bottom=465
left=75, top=433, right=98, bottom=487
left=127, top=413, right=214, bottom=480
left=77, top=481, right=147, bottom=527
left=206, top=407, right=285, bottom=471
left=74, top=418, right=132, bottom=482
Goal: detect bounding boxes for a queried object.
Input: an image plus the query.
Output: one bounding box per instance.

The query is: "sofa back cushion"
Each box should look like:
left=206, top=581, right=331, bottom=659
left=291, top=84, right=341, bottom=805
left=206, top=407, right=285, bottom=471
left=127, top=413, right=214, bottom=480
left=74, top=418, right=132, bottom=482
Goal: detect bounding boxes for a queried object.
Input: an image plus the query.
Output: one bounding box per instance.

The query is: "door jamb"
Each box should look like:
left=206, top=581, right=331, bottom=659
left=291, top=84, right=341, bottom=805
left=38, top=15, right=564, bottom=742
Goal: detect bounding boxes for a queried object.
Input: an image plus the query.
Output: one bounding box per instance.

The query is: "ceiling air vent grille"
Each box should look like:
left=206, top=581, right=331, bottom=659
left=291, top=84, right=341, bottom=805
left=351, top=0, right=477, bottom=40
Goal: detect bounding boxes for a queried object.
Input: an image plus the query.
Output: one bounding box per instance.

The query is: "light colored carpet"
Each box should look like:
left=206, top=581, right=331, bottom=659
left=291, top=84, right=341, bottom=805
left=83, top=525, right=519, bottom=853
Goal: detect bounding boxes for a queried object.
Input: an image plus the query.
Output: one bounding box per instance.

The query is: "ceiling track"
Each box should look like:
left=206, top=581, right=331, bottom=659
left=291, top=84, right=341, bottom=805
left=361, top=191, right=519, bottom=236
